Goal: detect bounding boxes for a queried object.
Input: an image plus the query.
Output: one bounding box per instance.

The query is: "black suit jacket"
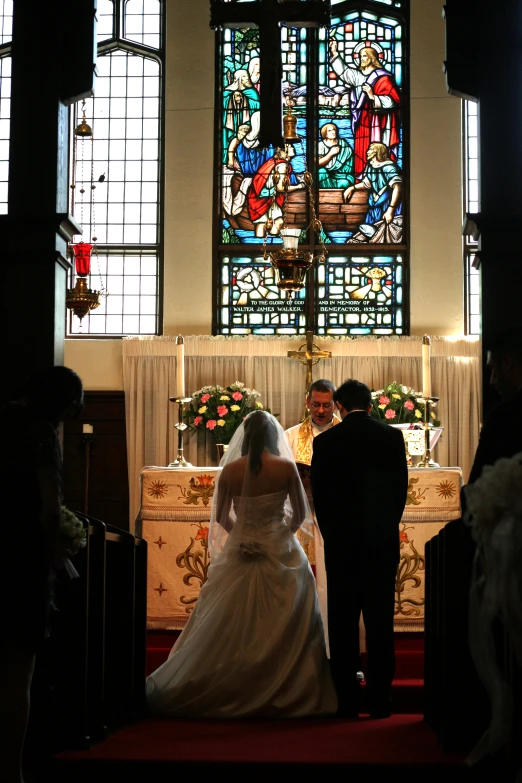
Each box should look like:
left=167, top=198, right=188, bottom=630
left=311, top=412, right=409, bottom=563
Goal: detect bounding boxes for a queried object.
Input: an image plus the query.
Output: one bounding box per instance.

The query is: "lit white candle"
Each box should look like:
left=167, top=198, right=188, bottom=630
left=176, top=335, right=185, bottom=398
left=83, top=423, right=94, bottom=434
left=422, top=335, right=432, bottom=398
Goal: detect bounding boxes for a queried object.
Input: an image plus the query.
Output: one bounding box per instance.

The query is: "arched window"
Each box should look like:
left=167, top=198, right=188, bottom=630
left=68, top=0, right=164, bottom=336
left=214, top=0, right=408, bottom=335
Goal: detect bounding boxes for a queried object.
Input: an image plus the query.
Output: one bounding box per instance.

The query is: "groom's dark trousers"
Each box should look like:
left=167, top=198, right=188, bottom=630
left=311, top=411, right=408, bottom=715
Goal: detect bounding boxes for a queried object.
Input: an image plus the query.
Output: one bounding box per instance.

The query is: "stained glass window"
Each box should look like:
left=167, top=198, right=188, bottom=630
left=316, top=255, right=403, bottom=335
left=68, top=0, right=164, bottom=336
left=220, top=256, right=307, bottom=335
left=215, top=0, right=408, bottom=335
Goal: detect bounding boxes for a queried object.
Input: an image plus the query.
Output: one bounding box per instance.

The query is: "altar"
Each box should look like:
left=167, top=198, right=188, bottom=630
left=137, top=464, right=462, bottom=632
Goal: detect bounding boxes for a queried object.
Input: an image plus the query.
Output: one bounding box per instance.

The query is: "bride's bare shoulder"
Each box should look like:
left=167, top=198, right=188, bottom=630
left=221, top=456, right=247, bottom=476
left=265, top=454, right=296, bottom=471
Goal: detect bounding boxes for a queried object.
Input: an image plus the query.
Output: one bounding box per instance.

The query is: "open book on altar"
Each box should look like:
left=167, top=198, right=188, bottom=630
left=390, top=424, right=444, bottom=461
left=391, top=424, right=443, bottom=447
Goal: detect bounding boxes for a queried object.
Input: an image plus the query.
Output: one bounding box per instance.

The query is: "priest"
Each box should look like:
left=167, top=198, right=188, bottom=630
left=284, top=379, right=341, bottom=652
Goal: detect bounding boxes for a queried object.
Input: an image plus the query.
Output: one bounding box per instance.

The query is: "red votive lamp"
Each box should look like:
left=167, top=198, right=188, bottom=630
left=72, top=242, right=93, bottom=276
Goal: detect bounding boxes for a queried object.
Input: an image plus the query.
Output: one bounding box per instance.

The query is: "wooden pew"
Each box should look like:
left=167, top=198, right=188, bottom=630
left=40, top=514, right=146, bottom=752
left=424, top=521, right=490, bottom=753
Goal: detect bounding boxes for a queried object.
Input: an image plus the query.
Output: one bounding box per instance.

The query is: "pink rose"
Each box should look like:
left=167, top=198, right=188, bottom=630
left=385, top=409, right=396, bottom=419
left=217, top=405, right=228, bottom=417
left=232, top=391, right=243, bottom=401
left=193, top=415, right=203, bottom=426
left=206, top=419, right=217, bottom=430
left=379, top=395, right=390, bottom=405
left=404, top=400, right=414, bottom=411
left=200, top=393, right=211, bottom=403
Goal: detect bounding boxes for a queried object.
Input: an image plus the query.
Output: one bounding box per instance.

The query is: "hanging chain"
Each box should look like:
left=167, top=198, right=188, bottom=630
left=296, top=137, right=327, bottom=262
left=88, top=126, right=107, bottom=298
left=70, top=115, right=77, bottom=217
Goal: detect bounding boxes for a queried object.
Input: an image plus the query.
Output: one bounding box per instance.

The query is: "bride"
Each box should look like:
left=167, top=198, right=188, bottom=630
left=146, top=410, right=337, bottom=718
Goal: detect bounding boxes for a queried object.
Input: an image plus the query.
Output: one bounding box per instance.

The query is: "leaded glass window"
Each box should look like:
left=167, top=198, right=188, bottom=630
left=214, top=0, right=408, bottom=335
left=68, top=0, right=164, bottom=336
left=0, top=0, right=12, bottom=215
left=463, top=99, right=480, bottom=336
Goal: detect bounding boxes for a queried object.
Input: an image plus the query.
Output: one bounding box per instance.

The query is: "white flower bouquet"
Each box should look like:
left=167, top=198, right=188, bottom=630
left=463, top=453, right=522, bottom=767
left=56, top=506, right=87, bottom=578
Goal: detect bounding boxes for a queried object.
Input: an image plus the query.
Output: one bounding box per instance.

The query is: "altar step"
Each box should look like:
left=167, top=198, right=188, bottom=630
left=146, top=631, right=425, bottom=714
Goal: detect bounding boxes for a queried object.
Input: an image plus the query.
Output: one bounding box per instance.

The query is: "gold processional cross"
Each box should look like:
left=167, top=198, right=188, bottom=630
left=287, top=330, right=331, bottom=420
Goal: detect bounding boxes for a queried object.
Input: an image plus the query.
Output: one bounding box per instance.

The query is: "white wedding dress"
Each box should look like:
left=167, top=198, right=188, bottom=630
left=146, top=488, right=337, bottom=718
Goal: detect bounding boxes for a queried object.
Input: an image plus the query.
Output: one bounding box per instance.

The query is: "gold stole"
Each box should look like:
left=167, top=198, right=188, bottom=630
left=295, top=415, right=341, bottom=465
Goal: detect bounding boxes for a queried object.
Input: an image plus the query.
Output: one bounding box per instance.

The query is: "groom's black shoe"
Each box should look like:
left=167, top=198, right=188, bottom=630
left=368, top=696, right=392, bottom=719
left=336, top=708, right=359, bottom=719
left=336, top=700, right=360, bottom=719
left=369, top=707, right=391, bottom=719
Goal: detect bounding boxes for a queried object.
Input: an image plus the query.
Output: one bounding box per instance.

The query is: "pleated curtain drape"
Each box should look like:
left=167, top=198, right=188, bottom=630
left=123, top=336, right=482, bottom=532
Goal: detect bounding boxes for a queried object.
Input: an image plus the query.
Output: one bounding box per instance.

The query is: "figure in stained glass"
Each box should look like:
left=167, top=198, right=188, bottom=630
left=230, top=112, right=273, bottom=176
left=223, top=110, right=274, bottom=228
left=247, top=144, right=305, bottom=237
left=227, top=124, right=252, bottom=171
left=329, top=38, right=401, bottom=179
left=223, top=69, right=261, bottom=153
left=344, top=142, right=402, bottom=243
left=318, top=122, right=354, bottom=189
left=248, top=56, right=260, bottom=93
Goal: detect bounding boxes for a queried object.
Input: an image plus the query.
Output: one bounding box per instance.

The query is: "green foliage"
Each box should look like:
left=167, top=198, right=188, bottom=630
left=234, top=29, right=259, bottom=52
left=185, top=382, right=277, bottom=445
left=223, top=226, right=241, bottom=244
left=370, top=381, right=440, bottom=426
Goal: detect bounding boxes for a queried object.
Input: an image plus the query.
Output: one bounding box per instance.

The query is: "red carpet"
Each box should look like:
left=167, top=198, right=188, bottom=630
left=51, top=631, right=474, bottom=781
left=54, top=715, right=470, bottom=781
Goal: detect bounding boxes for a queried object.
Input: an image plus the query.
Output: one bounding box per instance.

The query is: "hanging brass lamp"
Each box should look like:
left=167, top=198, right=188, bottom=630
left=263, top=92, right=327, bottom=299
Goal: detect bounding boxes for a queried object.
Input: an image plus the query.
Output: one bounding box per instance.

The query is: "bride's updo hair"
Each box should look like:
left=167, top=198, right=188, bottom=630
left=241, top=410, right=280, bottom=475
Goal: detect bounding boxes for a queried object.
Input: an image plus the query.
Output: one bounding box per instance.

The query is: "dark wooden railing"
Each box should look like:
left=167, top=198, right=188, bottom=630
left=37, top=514, right=147, bottom=752
left=425, top=519, right=521, bottom=776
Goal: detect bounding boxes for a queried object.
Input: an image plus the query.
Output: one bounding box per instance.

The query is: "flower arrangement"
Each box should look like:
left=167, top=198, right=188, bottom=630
left=370, top=381, right=440, bottom=426
left=185, top=382, right=270, bottom=445
left=462, top=453, right=522, bottom=767
left=56, top=506, right=87, bottom=577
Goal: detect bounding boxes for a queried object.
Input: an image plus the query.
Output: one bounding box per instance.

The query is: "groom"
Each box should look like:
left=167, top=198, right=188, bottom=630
left=311, top=379, right=408, bottom=718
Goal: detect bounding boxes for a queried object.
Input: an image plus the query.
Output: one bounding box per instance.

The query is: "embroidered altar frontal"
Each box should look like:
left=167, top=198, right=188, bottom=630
left=137, top=466, right=220, bottom=630
left=138, top=465, right=462, bottom=632
left=394, top=467, right=463, bottom=631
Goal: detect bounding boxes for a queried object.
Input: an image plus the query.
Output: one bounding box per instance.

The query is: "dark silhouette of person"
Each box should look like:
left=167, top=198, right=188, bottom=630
left=467, top=326, right=522, bottom=485
left=311, top=379, right=408, bottom=718
left=1, top=366, right=84, bottom=783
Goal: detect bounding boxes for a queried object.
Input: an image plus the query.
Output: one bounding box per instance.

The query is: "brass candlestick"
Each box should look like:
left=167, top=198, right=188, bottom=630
left=168, top=396, right=193, bottom=468
left=417, top=396, right=440, bottom=468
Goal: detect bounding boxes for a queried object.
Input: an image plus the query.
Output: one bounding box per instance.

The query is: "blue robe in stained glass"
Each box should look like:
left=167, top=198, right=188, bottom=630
left=361, top=159, right=402, bottom=224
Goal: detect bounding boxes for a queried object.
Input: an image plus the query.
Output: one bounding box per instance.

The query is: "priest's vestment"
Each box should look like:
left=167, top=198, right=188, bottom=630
left=285, top=415, right=341, bottom=655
